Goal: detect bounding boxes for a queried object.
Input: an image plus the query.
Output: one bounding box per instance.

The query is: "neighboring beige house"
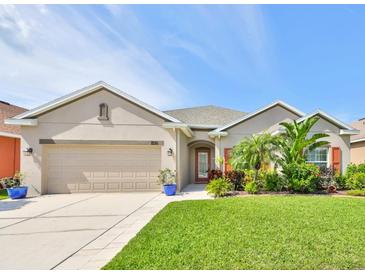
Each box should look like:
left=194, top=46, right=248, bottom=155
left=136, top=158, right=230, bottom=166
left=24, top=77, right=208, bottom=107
left=350, top=118, right=365, bottom=164
left=6, top=82, right=359, bottom=196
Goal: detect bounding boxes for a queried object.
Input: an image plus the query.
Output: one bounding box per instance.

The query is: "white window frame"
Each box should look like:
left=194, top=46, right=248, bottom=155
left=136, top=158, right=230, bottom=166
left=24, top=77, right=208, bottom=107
left=305, top=147, right=329, bottom=169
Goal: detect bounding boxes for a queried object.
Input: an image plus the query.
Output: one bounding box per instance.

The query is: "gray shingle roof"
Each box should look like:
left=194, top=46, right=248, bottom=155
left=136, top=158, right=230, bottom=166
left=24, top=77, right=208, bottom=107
left=163, top=105, right=246, bottom=128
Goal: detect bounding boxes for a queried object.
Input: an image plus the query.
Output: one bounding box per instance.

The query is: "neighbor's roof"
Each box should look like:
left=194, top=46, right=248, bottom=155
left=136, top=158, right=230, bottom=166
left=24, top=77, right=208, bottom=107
left=0, top=101, right=27, bottom=135
left=351, top=119, right=365, bottom=143
left=351, top=137, right=365, bottom=144
left=164, top=105, right=246, bottom=128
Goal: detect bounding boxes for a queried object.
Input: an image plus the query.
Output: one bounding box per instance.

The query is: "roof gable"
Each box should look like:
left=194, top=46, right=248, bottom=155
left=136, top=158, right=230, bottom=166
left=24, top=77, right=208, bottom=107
left=296, top=110, right=355, bottom=131
left=213, top=101, right=305, bottom=133
left=14, top=81, right=181, bottom=123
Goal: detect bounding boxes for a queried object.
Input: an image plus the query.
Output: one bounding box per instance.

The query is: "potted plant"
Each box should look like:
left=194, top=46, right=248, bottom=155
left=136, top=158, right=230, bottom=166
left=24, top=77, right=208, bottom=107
left=158, top=168, right=177, bottom=196
left=1, top=172, right=28, bottom=199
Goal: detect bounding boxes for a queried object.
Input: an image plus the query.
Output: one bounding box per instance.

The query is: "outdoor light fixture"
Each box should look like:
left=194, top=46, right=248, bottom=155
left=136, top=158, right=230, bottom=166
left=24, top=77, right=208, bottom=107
left=23, top=147, right=33, bottom=156
left=167, top=148, right=173, bottom=156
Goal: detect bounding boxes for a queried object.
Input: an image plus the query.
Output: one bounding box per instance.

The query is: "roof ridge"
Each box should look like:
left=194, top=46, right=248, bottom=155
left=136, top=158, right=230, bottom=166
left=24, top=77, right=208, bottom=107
left=164, top=104, right=246, bottom=113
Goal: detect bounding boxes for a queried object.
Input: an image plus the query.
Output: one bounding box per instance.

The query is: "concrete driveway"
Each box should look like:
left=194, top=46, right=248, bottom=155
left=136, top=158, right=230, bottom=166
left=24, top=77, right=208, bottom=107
left=0, top=192, right=160, bottom=270
left=0, top=185, right=209, bottom=270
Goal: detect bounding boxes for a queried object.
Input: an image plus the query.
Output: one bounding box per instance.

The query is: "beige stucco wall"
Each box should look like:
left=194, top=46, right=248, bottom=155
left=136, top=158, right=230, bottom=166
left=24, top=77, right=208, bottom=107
left=351, top=141, right=365, bottom=165
left=21, top=89, right=177, bottom=196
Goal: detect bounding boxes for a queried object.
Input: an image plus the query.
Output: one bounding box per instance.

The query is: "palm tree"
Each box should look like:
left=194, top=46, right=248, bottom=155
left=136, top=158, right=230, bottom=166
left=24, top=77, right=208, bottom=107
left=230, top=133, right=279, bottom=181
left=278, top=116, right=329, bottom=166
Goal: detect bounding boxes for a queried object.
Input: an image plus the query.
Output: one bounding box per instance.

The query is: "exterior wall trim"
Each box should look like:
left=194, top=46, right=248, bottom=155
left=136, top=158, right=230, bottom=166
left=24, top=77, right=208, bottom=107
left=0, top=131, right=21, bottom=138
left=39, top=139, right=164, bottom=145
left=351, top=138, right=365, bottom=144
left=5, top=118, right=38, bottom=126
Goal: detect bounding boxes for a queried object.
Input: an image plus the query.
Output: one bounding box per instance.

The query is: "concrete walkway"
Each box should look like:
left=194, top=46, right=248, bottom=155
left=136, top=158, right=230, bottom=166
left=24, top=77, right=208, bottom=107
left=0, top=184, right=209, bottom=270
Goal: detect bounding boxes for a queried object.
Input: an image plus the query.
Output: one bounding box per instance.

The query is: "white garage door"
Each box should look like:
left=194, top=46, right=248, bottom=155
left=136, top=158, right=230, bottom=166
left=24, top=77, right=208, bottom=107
left=46, top=145, right=161, bottom=193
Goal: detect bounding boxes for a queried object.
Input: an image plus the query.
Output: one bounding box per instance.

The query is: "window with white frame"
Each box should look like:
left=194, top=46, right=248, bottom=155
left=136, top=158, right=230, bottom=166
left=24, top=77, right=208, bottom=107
left=305, top=147, right=329, bottom=169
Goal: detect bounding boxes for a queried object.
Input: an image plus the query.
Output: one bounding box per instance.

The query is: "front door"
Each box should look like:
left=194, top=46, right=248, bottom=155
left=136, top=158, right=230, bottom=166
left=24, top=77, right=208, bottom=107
left=195, top=148, right=211, bottom=183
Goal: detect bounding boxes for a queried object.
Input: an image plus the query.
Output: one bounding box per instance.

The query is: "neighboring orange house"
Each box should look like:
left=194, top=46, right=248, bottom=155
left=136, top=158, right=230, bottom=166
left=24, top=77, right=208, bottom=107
left=0, top=101, right=27, bottom=178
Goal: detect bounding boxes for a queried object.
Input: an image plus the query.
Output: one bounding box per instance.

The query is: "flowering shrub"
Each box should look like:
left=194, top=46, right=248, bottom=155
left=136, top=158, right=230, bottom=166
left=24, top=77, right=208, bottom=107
left=224, top=170, right=245, bottom=191
left=208, top=169, right=223, bottom=181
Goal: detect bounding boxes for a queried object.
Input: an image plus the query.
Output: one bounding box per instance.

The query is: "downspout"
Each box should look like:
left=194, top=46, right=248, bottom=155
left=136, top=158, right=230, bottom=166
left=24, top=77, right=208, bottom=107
left=176, top=129, right=181, bottom=192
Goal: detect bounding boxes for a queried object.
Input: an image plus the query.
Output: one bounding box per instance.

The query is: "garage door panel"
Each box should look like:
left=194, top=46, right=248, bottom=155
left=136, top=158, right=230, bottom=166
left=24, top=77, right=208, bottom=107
left=106, top=182, right=120, bottom=191
left=46, top=145, right=161, bottom=193
left=121, top=182, right=135, bottom=190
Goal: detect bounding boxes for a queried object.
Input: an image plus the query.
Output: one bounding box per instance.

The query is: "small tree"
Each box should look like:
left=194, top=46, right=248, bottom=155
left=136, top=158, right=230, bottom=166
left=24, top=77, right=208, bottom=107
left=230, top=133, right=279, bottom=182
left=277, top=116, right=329, bottom=189
left=278, top=117, right=329, bottom=166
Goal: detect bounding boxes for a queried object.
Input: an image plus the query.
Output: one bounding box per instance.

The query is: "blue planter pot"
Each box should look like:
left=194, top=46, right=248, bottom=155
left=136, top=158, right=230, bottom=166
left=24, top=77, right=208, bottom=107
left=7, top=186, right=28, bottom=199
left=163, top=184, right=176, bottom=196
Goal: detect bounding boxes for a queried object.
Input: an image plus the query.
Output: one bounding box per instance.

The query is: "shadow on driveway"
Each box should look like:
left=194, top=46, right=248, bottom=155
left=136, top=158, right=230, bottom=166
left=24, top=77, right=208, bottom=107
left=0, top=199, right=35, bottom=211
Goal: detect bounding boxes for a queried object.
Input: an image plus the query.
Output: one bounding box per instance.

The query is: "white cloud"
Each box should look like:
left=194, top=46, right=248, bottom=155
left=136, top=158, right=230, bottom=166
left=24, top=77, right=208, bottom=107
left=0, top=5, right=189, bottom=110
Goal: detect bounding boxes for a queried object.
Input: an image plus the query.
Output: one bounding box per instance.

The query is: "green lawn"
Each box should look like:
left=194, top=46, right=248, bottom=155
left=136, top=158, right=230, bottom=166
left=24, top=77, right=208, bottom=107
left=104, top=196, right=365, bottom=270
left=0, top=189, right=8, bottom=200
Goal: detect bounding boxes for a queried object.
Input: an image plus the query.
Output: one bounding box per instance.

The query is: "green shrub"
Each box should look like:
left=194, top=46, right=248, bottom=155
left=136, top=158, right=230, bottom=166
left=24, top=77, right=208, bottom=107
left=346, top=163, right=365, bottom=179
left=262, top=170, right=284, bottom=191
left=206, top=177, right=232, bottom=198
left=334, top=173, right=347, bottom=190
left=346, top=173, right=365, bottom=190
left=347, top=189, right=365, bottom=196
left=243, top=169, right=256, bottom=184
left=245, top=181, right=259, bottom=194
left=344, top=163, right=365, bottom=190
left=284, top=162, right=321, bottom=193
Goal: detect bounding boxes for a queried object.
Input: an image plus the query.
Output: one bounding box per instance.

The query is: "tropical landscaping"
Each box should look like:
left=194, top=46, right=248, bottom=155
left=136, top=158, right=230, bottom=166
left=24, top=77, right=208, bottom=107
left=207, top=117, right=365, bottom=197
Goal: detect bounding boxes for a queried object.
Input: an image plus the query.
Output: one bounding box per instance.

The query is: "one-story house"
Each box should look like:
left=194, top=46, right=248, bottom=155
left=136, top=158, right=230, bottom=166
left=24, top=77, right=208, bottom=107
left=6, top=82, right=359, bottom=196
left=0, top=101, right=27, bottom=178
left=350, top=118, right=365, bottom=164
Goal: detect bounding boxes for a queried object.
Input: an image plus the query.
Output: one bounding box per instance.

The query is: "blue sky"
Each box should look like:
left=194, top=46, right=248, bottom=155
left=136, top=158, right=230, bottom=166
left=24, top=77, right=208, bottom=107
left=0, top=4, right=364, bottom=122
